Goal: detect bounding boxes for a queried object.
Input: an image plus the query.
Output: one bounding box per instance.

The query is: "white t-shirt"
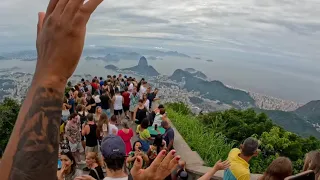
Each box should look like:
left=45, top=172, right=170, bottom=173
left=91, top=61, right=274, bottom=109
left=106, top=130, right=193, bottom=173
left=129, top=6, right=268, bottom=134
left=108, top=123, right=118, bottom=135
left=114, top=95, right=123, bottom=110
left=103, top=177, right=128, bottom=180
left=94, top=95, right=101, bottom=103
left=144, top=99, right=150, bottom=111
left=128, top=83, right=134, bottom=92
left=139, top=86, right=146, bottom=99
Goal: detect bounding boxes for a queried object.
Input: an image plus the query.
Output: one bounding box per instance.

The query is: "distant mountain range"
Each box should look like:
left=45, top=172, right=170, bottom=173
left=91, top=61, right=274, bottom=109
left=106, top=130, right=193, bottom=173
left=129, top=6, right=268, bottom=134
left=206, top=59, right=213, bottom=62
left=184, top=68, right=208, bottom=79
left=168, top=68, right=320, bottom=138
left=104, top=56, right=160, bottom=77
left=0, top=47, right=191, bottom=61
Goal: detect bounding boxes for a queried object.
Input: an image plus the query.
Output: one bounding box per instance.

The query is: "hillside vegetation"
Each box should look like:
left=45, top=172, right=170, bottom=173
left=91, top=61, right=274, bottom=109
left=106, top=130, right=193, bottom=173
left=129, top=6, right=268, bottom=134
left=166, top=102, right=320, bottom=174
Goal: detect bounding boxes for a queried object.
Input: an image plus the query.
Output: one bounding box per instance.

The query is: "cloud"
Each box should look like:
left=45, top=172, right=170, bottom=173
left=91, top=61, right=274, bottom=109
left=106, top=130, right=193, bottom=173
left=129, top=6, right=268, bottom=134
left=0, top=0, right=320, bottom=63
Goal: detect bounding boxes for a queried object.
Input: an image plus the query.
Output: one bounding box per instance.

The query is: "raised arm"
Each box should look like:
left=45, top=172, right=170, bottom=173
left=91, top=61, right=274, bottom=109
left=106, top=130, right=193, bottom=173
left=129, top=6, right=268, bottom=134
left=0, top=0, right=103, bottom=179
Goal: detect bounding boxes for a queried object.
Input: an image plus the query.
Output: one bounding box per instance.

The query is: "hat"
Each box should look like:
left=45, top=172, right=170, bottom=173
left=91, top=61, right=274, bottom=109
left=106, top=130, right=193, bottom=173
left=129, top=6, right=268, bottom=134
left=101, top=135, right=126, bottom=158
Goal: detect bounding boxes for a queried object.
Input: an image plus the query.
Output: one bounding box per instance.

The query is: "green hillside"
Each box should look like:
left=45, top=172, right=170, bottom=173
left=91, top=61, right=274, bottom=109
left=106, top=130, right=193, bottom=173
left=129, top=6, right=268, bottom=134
left=256, top=109, right=320, bottom=138
left=295, top=100, right=320, bottom=124
left=166, top=102, right=320, bottom=174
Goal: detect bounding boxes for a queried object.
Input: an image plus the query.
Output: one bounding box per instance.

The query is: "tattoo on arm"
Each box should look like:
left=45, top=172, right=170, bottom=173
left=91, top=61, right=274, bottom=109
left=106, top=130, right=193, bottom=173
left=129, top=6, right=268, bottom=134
left=9, top=87, right=63, bottom=180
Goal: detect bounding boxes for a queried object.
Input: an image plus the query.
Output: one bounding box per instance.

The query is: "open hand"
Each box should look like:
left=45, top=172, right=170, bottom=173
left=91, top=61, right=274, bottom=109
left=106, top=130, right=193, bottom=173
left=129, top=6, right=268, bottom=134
left=131, top=150, right=180, bottom=180
left=213, top=159, right=230, bottom=171
left=35, top=0, right=103, bottom=84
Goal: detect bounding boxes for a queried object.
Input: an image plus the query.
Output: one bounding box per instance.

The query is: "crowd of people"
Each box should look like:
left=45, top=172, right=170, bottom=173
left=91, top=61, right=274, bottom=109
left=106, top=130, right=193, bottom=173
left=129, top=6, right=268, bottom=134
left=57, top=74, right=320, bottom=180
left=58, top=75, right=189, bottom=180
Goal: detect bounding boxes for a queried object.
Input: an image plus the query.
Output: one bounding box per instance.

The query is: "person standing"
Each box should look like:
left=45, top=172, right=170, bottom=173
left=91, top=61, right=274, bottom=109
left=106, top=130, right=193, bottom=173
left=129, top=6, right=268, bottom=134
left=117, top=121, right=134, bottom=155
left=82, top=114, right=98, bottom=154
left=122, top=87, right=130, bottom=119
left=100, top=90, right=111, bottom=118
left=129, top=87, right=140, bottom=121
left=112, top=88, right=124, bottom=123
left=65, top=114, right=85, bottom=164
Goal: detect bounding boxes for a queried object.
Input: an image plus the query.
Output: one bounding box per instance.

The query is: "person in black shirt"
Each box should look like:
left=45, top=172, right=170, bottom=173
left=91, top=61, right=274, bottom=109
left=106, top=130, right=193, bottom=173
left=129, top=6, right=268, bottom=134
left=100, top=90, right=111, bottom=118
left=147, top=87, right=159, bottom=110
left=85, top=152, right=104, bottom=180
left=86, top=94, right=96, bottom=114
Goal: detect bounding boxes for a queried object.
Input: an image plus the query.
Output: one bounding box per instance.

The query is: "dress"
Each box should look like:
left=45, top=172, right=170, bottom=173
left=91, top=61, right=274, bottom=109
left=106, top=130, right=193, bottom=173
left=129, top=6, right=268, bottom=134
left=117, top=129, right=134, bottom=155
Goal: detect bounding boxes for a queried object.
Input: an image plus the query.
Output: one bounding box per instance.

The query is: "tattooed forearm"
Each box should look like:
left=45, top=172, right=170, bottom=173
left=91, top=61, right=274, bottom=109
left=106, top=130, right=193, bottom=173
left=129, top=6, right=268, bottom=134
left=9, top=87, right=63, bottom=180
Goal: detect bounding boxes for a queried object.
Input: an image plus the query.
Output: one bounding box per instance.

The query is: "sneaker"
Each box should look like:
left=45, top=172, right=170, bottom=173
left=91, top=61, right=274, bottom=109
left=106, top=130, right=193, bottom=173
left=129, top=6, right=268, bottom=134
left=83, top=167, right=90, bottom=171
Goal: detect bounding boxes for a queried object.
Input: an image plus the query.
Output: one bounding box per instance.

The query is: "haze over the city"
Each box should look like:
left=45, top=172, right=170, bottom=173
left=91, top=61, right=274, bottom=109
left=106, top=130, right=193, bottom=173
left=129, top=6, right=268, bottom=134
left=0, top=0, right=320, bottom=103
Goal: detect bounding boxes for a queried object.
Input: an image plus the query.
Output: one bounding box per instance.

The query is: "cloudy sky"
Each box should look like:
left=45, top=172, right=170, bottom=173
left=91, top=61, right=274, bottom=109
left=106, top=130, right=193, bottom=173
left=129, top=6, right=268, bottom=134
left=1, top=0, right=320, bottom=63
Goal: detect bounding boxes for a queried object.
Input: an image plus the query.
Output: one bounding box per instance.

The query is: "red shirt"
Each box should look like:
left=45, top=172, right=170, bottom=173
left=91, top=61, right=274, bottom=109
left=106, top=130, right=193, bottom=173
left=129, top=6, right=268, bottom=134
left=91, top=83, right=98, bottom=90
left=122, top=91, right=130, bottom=106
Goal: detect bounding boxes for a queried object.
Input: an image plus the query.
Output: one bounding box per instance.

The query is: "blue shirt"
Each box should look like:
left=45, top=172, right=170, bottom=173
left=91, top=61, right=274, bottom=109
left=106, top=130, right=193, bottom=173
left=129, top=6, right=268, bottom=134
left=68, top=98, right=75, bottom=114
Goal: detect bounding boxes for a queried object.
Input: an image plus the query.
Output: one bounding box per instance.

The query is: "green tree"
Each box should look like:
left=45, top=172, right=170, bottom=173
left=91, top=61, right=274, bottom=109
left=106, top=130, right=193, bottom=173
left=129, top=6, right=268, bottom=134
left=0, top=98, right=20, bottom=150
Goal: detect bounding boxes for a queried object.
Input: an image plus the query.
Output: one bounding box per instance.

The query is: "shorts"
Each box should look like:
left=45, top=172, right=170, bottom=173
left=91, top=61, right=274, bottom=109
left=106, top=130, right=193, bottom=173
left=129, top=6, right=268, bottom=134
left=129, top=105, right=136, bottom=112
left=114, top=109, right=123, bottom=115
left=69, top=141, right=84, bottom=153
left=123, top=105, right=129, bottom=112
left=102, top=109, right=111, bottom=118
left=85, top=145, right=98, bottom=154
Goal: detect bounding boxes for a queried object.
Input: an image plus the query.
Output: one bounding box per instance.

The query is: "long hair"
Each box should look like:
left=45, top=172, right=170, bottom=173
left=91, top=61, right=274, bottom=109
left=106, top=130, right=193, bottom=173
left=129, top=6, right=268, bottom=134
left=86, top=152, right=104, bottom=167
left=261, top=157, right=292, bottom=180
left=304, top=151, right=320, bottom=180
left=61, top=151, right=77, bottom=176
left=153, top=134, right=164, bottom=154
left=97, top=113, right=108, bottom=138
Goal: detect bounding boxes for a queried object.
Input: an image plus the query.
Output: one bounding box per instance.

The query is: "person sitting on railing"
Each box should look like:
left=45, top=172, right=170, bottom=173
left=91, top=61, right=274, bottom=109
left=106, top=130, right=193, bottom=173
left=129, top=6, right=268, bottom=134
left=223, top=137, right=259, bottom=180
left=161, top=120, right=175, bottom=151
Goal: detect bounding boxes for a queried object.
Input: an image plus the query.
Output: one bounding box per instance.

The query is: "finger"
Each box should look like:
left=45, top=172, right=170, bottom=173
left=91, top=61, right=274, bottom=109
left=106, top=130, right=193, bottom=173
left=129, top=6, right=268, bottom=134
left=130, top=156, right=143, bottom=177
left=168, top=155, right=180, bottom=170
left=77, top=0, right=103, bottom=24
left=37, top=12, right=46, bottom=37
left=62, top=0, right=84, bottom=20
left=52, top=0, right=70, bottom=16
left=44, top=0, right=59, bottom=22
left=160, top=150, right=176, bottom=168
left=148, top=150, right=167, bottom=172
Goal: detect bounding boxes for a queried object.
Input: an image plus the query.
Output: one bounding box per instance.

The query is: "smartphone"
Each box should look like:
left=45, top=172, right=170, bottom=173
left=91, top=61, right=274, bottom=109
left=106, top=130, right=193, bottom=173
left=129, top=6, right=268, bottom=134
left=284, top=170, right=315, bottom=180
left=57, top=159, right=62, bottom=170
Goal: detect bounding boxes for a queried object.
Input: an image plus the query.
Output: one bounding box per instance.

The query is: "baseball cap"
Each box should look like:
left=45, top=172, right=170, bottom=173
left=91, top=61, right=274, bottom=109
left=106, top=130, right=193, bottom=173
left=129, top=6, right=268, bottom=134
left=101, top=135, right=126, bottom=158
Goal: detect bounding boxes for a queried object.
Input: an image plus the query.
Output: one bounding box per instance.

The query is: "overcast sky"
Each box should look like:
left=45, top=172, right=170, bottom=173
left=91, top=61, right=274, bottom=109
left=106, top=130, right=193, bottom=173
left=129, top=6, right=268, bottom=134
left=0, top=0, right=320, bottom=64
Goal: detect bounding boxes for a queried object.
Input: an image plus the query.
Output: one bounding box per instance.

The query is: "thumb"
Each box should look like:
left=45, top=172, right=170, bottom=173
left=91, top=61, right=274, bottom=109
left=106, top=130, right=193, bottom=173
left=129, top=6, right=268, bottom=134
left=37, top=12, right=45, bottom=37
left=130, top=156, right=143, bottom=177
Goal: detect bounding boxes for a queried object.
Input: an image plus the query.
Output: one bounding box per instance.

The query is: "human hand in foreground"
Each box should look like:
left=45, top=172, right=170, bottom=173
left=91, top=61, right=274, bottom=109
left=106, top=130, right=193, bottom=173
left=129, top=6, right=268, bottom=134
left=36, top=0, right=103, bottom=84
left=213, top=159, right=230, bottom=171
left=131, top=149, right=180, bottom=180
left=197, top=159, right=230, bottom=180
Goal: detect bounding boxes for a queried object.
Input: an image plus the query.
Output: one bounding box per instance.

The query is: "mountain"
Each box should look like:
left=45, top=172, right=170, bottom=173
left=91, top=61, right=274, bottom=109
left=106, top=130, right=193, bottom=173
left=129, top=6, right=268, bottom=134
left=0, top=56, right=6, bottom=60
left=295, top=100, right=320, bottom=124
left=207, top=59, right=213, bottom=62
left=184, top=68, right=207, bottom=79
left=194, top=57, right=201, bottom=60
left=104, top=65, right=119, bottom=71
left=122, top=56, right=160, bottom=77
left=85, top=54, right=120, bottom=62
left=257, top=109, right=320, bottom=138
left=169, top=69, right=255, bottom=108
